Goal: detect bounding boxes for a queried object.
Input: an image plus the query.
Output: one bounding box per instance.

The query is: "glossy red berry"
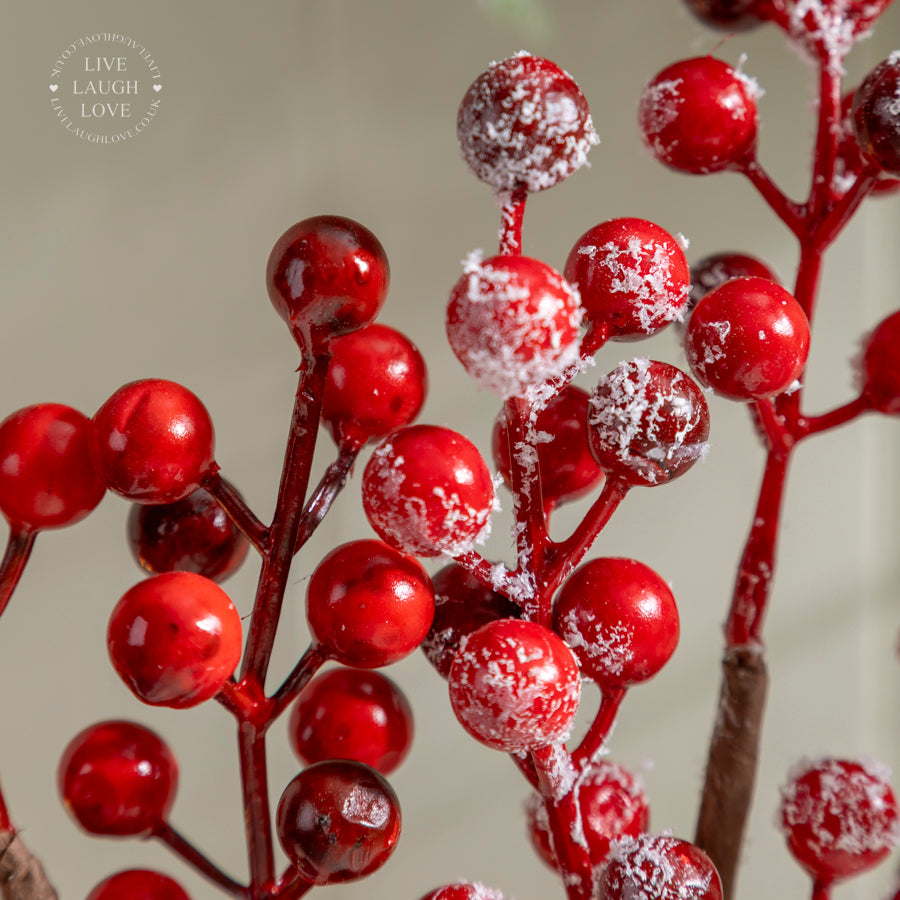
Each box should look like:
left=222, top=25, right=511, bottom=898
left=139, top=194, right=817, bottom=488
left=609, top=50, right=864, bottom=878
left=564, top=218, right=690, bottom=339
left=107, top=571, right=242, bottom=708
left=682, top=0, right=769, bottom=30
left=126, top=488, right=249, bottom=582
left=276, top=760, right=401, bottom=885
left=307, top=539, right=434, bottom=668
left=852, top=53, right=900, bottom=178
left=91, top=379, right=215, bottom=504
left=448, top=618, right=581, bottom=753
left=422, top=563, right=521, bottom=679
left=588, top=358, right=709, bottom=487
left=289, top=668, right=413, bottom=774
left=420, top=884, right=506, bottom=900
left=446, top=254, right=582, bottom=399
left=362, top=425, right=496, bottom=557
left=86, top=869, right=191, bottom=900
left=779, top=757, right=899, bottom=883
left=266, top=215, right=389, bottom=342
left=688, top=252, right=779, bottom=314
left=639, top=57, right=759, bottom=174
left=457, top=53, right=598, bottom=193
left=527, top=760, right=649, bottom=870
left=837, top=89, right=900, bottom=197
left=553, top=557, right=679, bottom=688
left=59, top=720, right=177, bottom=837
left=685, top=276, right=811, bottom=400
left=492, top=385, right=604, bottom=512
left=860, top=309, right=900, bottom=414
left=322, top=323, right=427, bottom=449
left=598, top=834, right=723, bottom=900
left=0, top=403, right=105, bottom=530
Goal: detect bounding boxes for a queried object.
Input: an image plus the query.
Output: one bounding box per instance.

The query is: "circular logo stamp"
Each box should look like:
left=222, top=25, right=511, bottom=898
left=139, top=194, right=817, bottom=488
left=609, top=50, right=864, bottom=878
left=49, top=33, right=162, bottom=144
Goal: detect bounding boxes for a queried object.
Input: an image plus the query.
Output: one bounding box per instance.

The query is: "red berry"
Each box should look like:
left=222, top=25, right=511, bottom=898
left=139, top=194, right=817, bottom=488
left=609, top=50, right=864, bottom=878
left=86, top=870, right=190, bottom=900
left=307, top=539, right=434, bottom=668
left=860, top=309, right=900, bottom=414
left=420, top=884, right=506, bottom=900
left=638, top=57, right=759, bottom=174
left=126, top=488, right=249, bottom=582
left=588, top=358, right=710, bottom=487
left=780, top=757, right=899, bottom=883
left=0, top=403, right=105, bottom=530
left=852, top=53, right=900, bottom=178
left=288, top=668, right=413, bottom=775
left=448, top=618, right=581, bottom=753
left=107, top=571, right=242, bottom=708
left=553, top=557, right=679, bottom=688
left=527, top=760, right=649, bottom=870
left=91, top=379, right=215, bottom=504
left=564, top=218, right=690, bottom=339
left=457, top=53, right=598, bottom=193
left=362, top=425, right=496, bottom=557
left=682, top=0, right=769, bottom=30
left=688, top=251, right=779, bottom=314
left=446, top=254, right=582, bottom=399
left=422, top=563, right=521, bottom=679
left=276, top=760, right=401, bottom=885
left=58, top=720, right=177, bottom=837
left=492, top=385, right=604, bottom=512
left=266, top=215, right=389, bottom=342
left=684, top=276, right=811, bottom=400
left=598, top=834, right=723, bottom=900
left=781, top=1, right=893, bottom=62
left=322, top=323, right=427, bottom=449
left=837, top=89, right=900, bottom=197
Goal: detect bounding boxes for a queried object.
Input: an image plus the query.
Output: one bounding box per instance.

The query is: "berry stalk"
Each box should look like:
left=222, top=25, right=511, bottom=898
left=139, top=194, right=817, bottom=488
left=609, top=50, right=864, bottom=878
left=0, top=527, right=36, bottom=619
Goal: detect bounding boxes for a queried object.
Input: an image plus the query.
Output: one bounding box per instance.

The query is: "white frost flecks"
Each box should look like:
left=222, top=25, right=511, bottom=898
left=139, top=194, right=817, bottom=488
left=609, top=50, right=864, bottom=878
left=342, top=784, right=392, bottom=829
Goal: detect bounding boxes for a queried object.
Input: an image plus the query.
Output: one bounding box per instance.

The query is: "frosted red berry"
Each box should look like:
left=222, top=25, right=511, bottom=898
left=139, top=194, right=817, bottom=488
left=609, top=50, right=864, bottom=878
left=422, top=563, right=521, bottom=678
left=276, top=760, right=401, bottom=885
left=527, top=760, right=649, bottom=870
left=682, top=0, right=769, bottom=30
left=420, top=884, right=506, bottom=900
left=86, top=870, right=191, bottom=900
left=779, top=757, right=899, bottom=883
left=553, top=557, right=679, bottom=688
left=783, top=1, right=894, bottom=61
left=446, top=254, right=582, bottom=399
left=307, top=539, right=434, bottom=668
left=639, top=57, right=759, bottom=174
left=0, top=403, right=105, bottom=530
left=564, top=218, right=690, bottom=339
left=107, top=571, right=242, bottom=708
left=588, top=358, right=709, bottom=487
left=457, top=52, right=598, bottom=193
left=598, top=834, right=723, bottom=900
left=126, top=488, right=249, bottom=582
left=685, top=276, right=811, bottom=400
left=860, top=309, right=900, bottom=414
left=852, top=53, right=900, bottom=178
left=266, top=215, right=389, bottom=342
left=322, top=323, right=427, bottom=449
left=448, top=618, right=581, bottom=753
left=59, top=720, right=177, bottom=837
left=289, top=668, right=413, bottom=775
left=362, top=424, right=496, bottom=557
left=688, top=251, right=778, bottom=313
left=91, top=379, right=216, bottom=504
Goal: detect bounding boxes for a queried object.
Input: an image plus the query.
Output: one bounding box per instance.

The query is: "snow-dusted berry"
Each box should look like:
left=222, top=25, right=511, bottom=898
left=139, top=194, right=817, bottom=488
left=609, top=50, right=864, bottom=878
left=779, top=1, right=894, bottom=63
left=419, top=884, right=506, bottom=900
left=852, top=53, right=900, bottom=178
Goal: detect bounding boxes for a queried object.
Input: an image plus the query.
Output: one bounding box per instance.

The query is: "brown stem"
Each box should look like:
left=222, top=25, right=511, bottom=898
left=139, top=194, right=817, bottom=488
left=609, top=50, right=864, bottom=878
left=0, top=831, right=57, bottom=900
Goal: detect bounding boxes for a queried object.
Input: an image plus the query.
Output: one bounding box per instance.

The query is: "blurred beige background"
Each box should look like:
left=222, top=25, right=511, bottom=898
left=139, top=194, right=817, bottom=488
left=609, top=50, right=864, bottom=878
left=1, top=1, right=899, bottom=898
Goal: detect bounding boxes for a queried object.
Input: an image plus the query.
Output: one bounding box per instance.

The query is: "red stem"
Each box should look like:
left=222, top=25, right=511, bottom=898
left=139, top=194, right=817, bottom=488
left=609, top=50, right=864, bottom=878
left=0, top=525, right=36, bottom=619
left=810, top=879, right=831, bottom=900
left=156, top=823, right=247, bottom=898
left=237, top=722, right=275, bottom=898
left=801, top=395, right=869, bottom=437
left=572, top=686, right=627, bottom=768
left=808, top=61, right=841, bottom=217
left=204, top=472, right=270, bottom=554
left=272, top=870, right=314, bottom=900
left=0, top=777, right=11, bottom=831
left=293, top=442, right=359, bottom=554
left=268, top=643, right=328, bottom=723
left=742, top=160, right=804, bottom=238
left=497, top=187, right=527, bottom=255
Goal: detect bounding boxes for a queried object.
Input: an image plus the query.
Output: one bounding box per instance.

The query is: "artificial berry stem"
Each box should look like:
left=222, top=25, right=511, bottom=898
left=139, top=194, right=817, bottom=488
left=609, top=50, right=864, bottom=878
left=497, top=187, right=527, bottom=255
left=204, top=472, right=270, bottom=553
left=272, top=869, right=313, bottom=900
left=809, top=62, right=842, bottom=216
left=742, top=159, right=804, bottom=237
left=0, top=776, right=11, bottom=831
left=156, top=823, right=248, bottom=897
left=268, top=643, right=328, bottom=723
left=572, top=686, right=627, bottom=768
left=0, top=526, right=36, bottom=619
left=237, top=722, right=276, bottom=897
left=293, top=443, right=360, bottom=554
left=810, top=879, right=831, bottom=900
left=802, top=395, right=870, bottom=437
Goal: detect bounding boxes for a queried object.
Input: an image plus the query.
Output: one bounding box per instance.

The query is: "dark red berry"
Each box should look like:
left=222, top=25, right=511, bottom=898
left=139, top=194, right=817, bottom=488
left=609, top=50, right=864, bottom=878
left=682, top=0, right=769, bottom=30
left=322, top=323, right=427, bottom=449
left=780, top=757, right=899, bottom=883
left=837, top=89, right=900, bottom=197
left=107, top=572, right=242, bottom=708
left=852, top=53, right=900, bottom=178
left=685, top=276, right=810, bottom=400
left=446, top=254, right=582, bottom=399
left=553, top=557, right=679, bottom=688
left=420, top=885, right=506, bottom=900
left=448, top=618, right=581, bottom=753
left=307, top=539, right=434, bottom=668
left=639, top=57, right=759, bottom=174
left=126, top=488, right=249, bottom=582
left=289, top=668, right=413, bottom=774
left=91, top=379, right=216, bottom=505
left=688, top=252, right=779, bottom=314
left=362, top=425, right=496, bottom=557
left=588, top=359, right=710, bottom=487
left=266, top=215, right=389, bottom=342
left=457, top=53, right=598, bottom=193
left=276, top=760, right=401, bottom=885
left=86, top=869, right=191, bottom=900
left=59, top=720, right=177, bottom=836
left=0, top=403, right=105, bottom=530
left=564, top=218, right=690, bottom=339
left=860, top=309, right=900, bottom=414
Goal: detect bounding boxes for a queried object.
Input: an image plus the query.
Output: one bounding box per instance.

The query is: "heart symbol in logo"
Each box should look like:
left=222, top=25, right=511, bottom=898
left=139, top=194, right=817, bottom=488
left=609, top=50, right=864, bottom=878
left=153, top=84, right=162, bottom=92
left=49, top=84, right=58, bottom=92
